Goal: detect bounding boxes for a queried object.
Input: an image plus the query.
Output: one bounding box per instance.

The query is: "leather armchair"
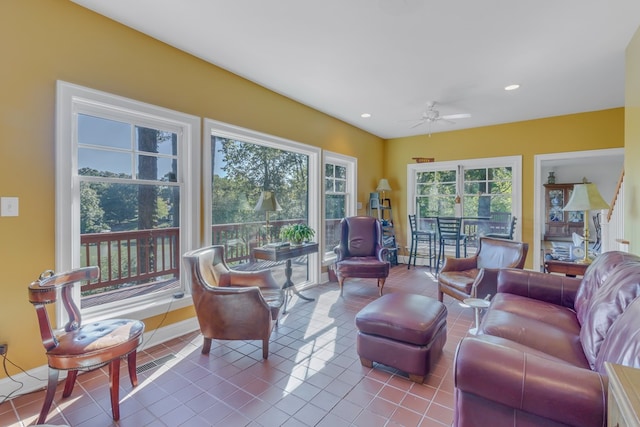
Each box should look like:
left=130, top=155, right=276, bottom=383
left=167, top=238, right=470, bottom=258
left=333, top=216, right=390, bottom=296
left=438, top=236, right=528, bottom=302
left=182, top=245, right=284, bottom=359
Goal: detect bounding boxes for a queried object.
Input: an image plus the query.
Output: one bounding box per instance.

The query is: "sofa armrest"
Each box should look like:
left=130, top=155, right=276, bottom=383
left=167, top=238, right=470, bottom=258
left=496, top=268, right=581, bottom=308
left=455, top=336, right=607, bottom=427
left=441, top=255, right=478, bottom=273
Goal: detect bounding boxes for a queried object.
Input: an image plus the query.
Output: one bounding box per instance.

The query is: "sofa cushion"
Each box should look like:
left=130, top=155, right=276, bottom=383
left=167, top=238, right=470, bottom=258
left=480, top=293, right=588, bottom=367
left=574, top=251, right=640, bottom=325
left=580, top=262, right=640, bottom=369
left=594, top=296, right=640, bottom=373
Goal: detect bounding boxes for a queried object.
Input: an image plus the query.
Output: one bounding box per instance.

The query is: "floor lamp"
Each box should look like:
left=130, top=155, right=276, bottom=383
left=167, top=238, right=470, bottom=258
left=254, top=191, right=282, bottom=243
left=562, top=182, right=610, bottom=264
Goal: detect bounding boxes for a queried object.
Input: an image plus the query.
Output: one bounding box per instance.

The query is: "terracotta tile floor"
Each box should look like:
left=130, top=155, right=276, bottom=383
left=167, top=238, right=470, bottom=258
left=1, top=264, right=475, bottom=427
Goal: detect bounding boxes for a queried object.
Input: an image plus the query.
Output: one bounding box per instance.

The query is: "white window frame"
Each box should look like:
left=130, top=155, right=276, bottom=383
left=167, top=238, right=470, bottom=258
left=55, top=81, right=200, bottom=323
left=322, top=151, right=357, bottom=263
left=407, top=156, right=522, bottom=244
left=203, top=119, right=321, bottom=287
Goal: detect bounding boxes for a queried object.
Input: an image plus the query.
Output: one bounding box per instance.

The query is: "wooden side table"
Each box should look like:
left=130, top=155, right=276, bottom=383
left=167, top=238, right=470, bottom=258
left=605, top=362, right=640, bottom=427
left=252, top=242, right=318, bottom=314
left=544, top=259, right=588, bottom=277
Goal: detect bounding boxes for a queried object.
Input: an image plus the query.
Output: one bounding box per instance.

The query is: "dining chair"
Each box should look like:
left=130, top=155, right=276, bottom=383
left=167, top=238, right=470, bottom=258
left=28, top=267, right=145, bottom=424
left=436, top=217, right=467, bottom=274
left=485, top=216, right=517, bottom=240
left=407, top=214, right=436, bottom=270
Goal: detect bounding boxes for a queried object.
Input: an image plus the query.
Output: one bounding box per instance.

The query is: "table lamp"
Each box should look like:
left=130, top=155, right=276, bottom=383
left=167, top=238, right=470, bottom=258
left=376, top=179, right=392, bottom=201
left=254, top=190, right=282, bottom=243
left=562, top=182, right=610, bottom=264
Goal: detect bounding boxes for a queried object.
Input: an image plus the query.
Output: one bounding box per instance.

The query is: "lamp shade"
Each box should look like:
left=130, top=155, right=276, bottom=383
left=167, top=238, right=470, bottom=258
left=254, top=191, right=282, bottom=212
left=376, top=179, right=392, bottom=192
left=562, top=183, right=610, bottom=212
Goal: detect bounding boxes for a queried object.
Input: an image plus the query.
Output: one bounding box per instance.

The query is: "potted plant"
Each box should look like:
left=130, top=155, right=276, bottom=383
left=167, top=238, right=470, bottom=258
left=280, top=223, right=315, bottom=246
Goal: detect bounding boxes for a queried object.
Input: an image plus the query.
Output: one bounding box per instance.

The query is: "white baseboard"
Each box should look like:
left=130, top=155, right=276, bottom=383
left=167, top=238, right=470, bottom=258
left=0, top=317, right=200, bottom=399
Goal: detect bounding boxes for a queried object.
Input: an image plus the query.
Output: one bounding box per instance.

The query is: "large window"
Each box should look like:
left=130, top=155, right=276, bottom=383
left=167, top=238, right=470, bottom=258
left=408, top=156, right=521, bottom=241
left=204, top=119, right=321, bottom=288
left=56, top=81, right=199, bottom=320
left=323, top=151, right=357, bottom=261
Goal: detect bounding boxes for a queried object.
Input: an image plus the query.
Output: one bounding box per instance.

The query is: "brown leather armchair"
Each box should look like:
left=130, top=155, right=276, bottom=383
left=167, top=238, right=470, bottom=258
left=333, top=216, right=390, bottom=296
left=182, top=245, right=284, bottom=359
left=438, top=236, right=528, bottom=302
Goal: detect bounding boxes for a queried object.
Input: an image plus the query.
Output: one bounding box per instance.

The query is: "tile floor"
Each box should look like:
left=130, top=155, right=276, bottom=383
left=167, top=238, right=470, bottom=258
left=1, top=264, right=475, bottom=427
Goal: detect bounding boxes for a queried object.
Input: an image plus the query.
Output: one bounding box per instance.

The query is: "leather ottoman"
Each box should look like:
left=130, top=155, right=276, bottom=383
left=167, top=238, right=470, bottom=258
left=355, top=293, right=447, bottom=383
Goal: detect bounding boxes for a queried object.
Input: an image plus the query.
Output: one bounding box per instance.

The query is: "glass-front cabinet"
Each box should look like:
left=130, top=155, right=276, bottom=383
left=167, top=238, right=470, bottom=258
left=544, top=183, right=584, bottom=240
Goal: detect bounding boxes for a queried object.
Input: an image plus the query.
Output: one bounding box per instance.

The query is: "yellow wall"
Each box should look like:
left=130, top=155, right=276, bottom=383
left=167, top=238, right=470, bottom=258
left=0, top=0, right=634, bottom=379
left=0, top=0, right=383, bottom=376
left=626, top=26, right=640, bottom=252
left=384, top=109, right=624, bottom=262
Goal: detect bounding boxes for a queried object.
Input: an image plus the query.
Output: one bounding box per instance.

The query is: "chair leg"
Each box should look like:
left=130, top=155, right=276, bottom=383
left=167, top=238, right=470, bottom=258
left=128, top=351, right=138, bottom=387
left=408, top=237, right=415, bottom=269
left=338, top=278, right=345, bottom=296
left=37, top=368, right=59, bottom=424
left=202, top=337, right=212, bottom=354
left=262, top=338, right=269, bottom=359
left=62, top=370, right=77, bottom=397
left=109, top=359, right=121, bottom=421
left=378, top=278, right=385, bottom=296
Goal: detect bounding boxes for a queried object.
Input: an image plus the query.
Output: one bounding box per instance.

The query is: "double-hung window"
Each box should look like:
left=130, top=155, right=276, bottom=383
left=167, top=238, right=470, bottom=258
left=56, top=81, right=199, bottom=321
left=323, top=151, right=357, bottom=262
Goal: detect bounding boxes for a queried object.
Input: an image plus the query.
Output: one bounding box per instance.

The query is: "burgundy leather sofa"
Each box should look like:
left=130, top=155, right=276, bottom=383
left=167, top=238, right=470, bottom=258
left=453, top=251, right=640, bottom=427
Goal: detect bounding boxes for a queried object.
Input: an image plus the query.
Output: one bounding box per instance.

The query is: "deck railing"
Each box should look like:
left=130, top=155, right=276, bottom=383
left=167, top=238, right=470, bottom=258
left=79, top=218, right=340, bottom=298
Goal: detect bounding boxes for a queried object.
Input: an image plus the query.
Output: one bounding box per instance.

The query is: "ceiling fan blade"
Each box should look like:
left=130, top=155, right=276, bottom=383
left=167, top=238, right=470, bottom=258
left=410, top=120, right=427, bottom=128
left=441, top=113, right=471, bottom=120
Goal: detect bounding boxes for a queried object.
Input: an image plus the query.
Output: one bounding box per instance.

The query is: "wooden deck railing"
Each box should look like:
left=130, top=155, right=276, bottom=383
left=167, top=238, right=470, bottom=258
left=79, top=218, right=342, bottom=299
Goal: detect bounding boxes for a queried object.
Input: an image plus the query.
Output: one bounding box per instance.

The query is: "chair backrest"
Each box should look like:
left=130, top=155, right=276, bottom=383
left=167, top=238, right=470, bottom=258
left=507, top=216, right=517, bottom=239
left=408, top=214, right=418, bottom=233
left=183, top=245, right=234, bottom=292
left=28, top=267, right=100, bottom=350
left=437, top=217, right=462, bottom=240
left=339, top=216, right=383, bottom=257
left=476, top=237, right=528, bottom=269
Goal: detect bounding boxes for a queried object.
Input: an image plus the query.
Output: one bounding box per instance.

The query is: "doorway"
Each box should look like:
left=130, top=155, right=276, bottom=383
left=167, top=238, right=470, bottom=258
left=533, top=148, right=624, bottom=271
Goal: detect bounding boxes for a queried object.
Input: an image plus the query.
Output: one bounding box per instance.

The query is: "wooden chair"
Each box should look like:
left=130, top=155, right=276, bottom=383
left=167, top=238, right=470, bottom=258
left=28, top=267, right=144, bottom=424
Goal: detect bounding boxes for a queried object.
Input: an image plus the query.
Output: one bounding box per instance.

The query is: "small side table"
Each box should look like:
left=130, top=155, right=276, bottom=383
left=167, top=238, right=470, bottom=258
left=463, top=298, right=490, bottom=335
left=252, top=243, right=318, bottom=314
left=544, top=259, right=589, bottom=277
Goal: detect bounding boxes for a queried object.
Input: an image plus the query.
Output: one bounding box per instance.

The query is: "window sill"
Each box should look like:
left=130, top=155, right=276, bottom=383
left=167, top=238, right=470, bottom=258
left=83, top=292, right=193, bottom=324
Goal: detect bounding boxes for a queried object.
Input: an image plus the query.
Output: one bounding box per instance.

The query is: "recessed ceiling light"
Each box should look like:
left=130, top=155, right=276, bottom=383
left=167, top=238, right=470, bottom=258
left=361, top=113, right=371, bottom=118
left=504, top=84, right=520, bottom=91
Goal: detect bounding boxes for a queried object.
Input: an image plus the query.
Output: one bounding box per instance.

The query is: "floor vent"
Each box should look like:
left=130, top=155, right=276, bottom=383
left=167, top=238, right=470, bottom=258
left=136, top=353, right=177, bottom=374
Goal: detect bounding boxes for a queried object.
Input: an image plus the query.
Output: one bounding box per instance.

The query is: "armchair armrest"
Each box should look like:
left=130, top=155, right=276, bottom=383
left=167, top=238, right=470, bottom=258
left=226, top=270, right=281, bottom=290
left=455, top=336, right=607, bottom=427
left=375, top=244, right=389, bottom=262
left=440, top=256, right=478, bottom=273
left=496, top=268, right=581, bottom=309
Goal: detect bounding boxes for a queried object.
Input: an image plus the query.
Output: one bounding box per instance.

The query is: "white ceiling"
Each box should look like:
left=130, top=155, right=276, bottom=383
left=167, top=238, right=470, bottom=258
left=71, top=0, right=640, bottom=139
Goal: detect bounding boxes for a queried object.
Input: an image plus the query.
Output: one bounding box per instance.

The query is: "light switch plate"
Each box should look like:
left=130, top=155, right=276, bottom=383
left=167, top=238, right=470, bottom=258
left=1, top=197, right=19, bottom=217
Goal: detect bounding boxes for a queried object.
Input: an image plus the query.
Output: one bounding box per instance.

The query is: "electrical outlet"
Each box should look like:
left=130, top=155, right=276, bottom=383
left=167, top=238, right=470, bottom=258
left=0, top=344, right=7, bottom=355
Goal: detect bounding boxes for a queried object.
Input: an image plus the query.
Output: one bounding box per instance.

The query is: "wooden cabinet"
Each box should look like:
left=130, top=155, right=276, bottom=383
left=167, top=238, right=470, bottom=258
left=605, top=362, right=640, bottom=427
left=544, top=183, right=584, bottom=240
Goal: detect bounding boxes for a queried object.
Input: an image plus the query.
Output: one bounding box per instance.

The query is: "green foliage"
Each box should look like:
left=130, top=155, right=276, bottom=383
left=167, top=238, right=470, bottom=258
left=279, top=223, right=315, bottom=244
left=212, top=137, right=309, bottom=226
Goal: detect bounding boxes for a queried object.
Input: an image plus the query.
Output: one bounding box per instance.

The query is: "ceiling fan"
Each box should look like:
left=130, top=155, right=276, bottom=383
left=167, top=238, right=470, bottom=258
left=407, top=101, right=471, bottom=132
